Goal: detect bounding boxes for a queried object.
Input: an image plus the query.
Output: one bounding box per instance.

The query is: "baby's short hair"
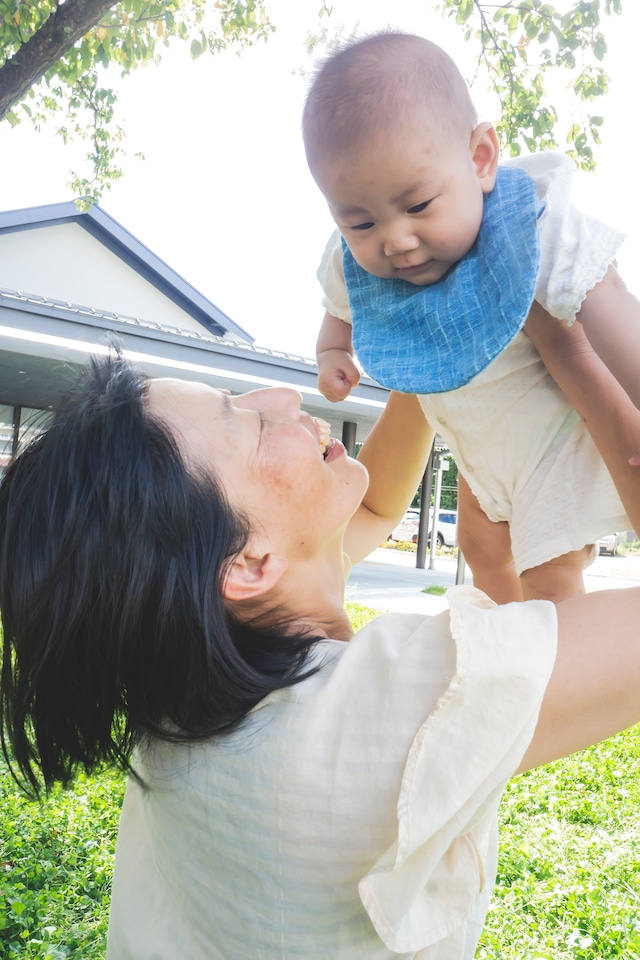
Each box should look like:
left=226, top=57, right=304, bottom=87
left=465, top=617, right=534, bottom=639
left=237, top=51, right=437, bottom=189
left=303, top=32, right=478, bottom=164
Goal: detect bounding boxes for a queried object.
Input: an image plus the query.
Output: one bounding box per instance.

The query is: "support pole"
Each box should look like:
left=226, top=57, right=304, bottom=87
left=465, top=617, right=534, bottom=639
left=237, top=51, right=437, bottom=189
left=428, top=454, right=444, bottom=570
left=341, top=421, right=357, bottom=458
left=415, top=440, right=435, bottom=570
left=10, top=404, right=21, bottom=464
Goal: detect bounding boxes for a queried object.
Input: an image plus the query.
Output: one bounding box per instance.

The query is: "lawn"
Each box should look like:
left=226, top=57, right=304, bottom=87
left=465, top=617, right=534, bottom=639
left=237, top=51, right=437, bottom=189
left=1, top=605, right=639, bottom=958
left=0, top=766, right=125, bottom=958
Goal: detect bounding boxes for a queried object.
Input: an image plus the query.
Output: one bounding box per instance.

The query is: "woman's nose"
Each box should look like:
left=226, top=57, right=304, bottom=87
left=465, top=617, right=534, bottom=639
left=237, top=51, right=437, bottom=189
left=239, top=387, right=302, bottom=416
left=270, top=388, right=303, bottom=415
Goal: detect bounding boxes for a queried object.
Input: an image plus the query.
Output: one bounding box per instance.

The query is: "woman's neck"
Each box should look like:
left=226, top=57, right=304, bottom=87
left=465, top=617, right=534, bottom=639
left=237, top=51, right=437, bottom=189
left=255, top=546, right=354, bottom=642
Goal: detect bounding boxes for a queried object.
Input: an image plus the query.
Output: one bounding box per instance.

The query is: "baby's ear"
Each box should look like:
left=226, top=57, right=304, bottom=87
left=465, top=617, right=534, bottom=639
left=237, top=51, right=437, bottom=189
left=470, top=123, right=500, bottom=193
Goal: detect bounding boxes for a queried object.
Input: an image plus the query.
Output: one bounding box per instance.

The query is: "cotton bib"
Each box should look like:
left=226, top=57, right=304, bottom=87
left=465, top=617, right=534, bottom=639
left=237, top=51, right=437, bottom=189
left=343, top=165, right=541, bottom=393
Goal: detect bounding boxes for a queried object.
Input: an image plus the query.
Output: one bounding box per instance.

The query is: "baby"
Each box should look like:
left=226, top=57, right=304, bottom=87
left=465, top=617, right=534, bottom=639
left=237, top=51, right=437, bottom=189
left=302, top=31, right=640, bottom=603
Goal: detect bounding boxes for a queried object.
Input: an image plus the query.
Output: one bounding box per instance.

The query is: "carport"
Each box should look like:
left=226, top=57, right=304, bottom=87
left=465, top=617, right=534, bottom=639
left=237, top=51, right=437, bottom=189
left=0, top=202, right=389, bottom=465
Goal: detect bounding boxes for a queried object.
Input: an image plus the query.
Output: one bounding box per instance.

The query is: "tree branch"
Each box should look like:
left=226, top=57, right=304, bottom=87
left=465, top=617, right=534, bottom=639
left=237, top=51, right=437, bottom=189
left=0, top=0, right=117, bottom=121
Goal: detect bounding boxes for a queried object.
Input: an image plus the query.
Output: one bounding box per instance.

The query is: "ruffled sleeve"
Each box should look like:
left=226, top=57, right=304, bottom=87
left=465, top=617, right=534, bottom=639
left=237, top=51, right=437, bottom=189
left=358, top=586, right=557, bottom=955
left=317, top=228, right=352, bottom=323
left=508, top=152, right=625, bottom=323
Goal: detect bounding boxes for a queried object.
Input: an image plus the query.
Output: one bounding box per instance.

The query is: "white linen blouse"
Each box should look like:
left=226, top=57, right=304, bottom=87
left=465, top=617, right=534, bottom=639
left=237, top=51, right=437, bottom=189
left=107, top=586, right=557, bottom=959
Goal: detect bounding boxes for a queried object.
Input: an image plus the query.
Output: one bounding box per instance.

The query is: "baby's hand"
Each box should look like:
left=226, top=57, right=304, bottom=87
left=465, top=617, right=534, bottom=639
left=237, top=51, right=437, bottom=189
left=317, top=349, right=361, bottom=403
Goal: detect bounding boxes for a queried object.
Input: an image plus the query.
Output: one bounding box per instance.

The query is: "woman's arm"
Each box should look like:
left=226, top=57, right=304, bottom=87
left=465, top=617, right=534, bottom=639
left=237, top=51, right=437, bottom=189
left=344, top=393, right=434, bottom=565
left=577, top=264, right=640, bottom=410
left=525, top=301, right=640, bottom=536
left=518, top=303, right=640, bottom=770
left=518, top=585, right=640, bottom=772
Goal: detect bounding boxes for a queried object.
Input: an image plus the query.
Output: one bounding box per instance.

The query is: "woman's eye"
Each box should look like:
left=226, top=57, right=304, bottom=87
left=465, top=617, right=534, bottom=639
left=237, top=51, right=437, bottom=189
left=408, top=201, right=429, bottom=214
left=352, top=221, right=374, bottom=231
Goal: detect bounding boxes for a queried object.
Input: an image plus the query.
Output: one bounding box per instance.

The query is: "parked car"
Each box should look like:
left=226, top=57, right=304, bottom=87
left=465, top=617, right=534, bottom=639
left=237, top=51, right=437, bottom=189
left=432, top=510, right=458, bottom=547
left=390, top=508, right=457, bottom=547
left=597, top=533, right=619, bottom=556
left=390, top=509, right=421, bottom=543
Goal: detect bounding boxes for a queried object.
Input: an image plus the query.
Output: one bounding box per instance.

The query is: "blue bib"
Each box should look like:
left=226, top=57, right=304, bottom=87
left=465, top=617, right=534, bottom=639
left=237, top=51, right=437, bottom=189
left=342, top=165, right=541, bottom=394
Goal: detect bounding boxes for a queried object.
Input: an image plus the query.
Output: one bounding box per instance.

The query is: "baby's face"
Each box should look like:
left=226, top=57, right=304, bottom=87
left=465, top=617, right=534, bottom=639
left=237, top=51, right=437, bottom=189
left=312, top=124, right=493, bottom=285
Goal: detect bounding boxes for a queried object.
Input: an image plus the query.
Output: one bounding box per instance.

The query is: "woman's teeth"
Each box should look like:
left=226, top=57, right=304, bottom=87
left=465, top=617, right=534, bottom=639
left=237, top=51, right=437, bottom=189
left=315, top=418, right=331, bottom=458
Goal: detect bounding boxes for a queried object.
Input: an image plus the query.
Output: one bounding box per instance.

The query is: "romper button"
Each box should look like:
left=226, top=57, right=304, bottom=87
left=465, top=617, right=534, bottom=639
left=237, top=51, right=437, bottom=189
left=465, top=464, right=474, bottom=472
left=438, top=417, right=447, bottom=426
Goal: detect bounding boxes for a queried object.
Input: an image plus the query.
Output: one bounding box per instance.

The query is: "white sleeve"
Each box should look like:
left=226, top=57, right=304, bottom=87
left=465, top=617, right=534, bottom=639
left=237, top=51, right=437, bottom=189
left=317, top=229, right=353, bottom=324
left=354, top=586, right=557, bottom=954
left=507, top=152, right=625, bottom=323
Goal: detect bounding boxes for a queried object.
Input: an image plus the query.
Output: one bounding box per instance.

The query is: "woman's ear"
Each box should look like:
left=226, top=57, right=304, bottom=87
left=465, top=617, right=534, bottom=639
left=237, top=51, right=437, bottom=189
left=470, top=122, right=500, bottom=194
left=222, top=551, right=289, bottom=602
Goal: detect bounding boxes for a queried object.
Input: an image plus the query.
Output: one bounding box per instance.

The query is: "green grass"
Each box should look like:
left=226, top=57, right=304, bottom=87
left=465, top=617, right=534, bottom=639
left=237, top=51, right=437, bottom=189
left=422, top=584, right=448, bottom=596
left=479, top=730, right=640, bottom=959
left=1, top=608, right=639, bottom=958
left=0, top=766, right=125, bottom=958
left=345, top=599, right=381, bottom=630
left=617, top=539, right=640, bottom=556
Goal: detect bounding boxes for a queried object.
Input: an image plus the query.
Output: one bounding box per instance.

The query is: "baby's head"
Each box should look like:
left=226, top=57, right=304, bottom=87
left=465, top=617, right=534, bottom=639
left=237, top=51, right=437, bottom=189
left=303, top=32, right=499, bottom=285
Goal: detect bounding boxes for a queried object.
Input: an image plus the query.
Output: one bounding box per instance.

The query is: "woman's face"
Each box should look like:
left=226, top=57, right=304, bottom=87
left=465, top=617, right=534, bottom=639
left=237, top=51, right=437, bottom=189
left=146, top=379, right=369, bottom=557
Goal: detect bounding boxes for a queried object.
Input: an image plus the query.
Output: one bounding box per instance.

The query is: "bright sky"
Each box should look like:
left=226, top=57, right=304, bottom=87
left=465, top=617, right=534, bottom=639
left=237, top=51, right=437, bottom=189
left=0, top=0, right=638, bottom=358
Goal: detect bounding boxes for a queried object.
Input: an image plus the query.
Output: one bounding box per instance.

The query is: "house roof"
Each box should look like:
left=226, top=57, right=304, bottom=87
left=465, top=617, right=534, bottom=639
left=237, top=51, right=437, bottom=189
left=0, top=201, right=253, bottom=343
left=0, top=289, right=390, bottom=441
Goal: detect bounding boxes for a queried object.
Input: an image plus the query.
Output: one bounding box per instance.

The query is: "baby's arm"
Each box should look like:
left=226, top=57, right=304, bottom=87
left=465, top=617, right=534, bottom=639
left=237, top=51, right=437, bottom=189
left=575, top=264, right=640, bottom=411
left=316, top=311, right=361, bottom=402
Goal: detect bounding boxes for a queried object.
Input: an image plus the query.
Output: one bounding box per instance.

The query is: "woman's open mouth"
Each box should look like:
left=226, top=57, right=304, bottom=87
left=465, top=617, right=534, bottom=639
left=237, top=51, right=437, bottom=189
left=313, top=417, right=331, bottom=458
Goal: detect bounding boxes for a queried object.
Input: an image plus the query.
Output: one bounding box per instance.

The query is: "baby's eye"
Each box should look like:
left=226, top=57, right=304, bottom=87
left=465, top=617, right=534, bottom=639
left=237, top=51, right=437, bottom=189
left=351, top=221, right=375, bottom=231
left=408, top=201, right=429, bottom=214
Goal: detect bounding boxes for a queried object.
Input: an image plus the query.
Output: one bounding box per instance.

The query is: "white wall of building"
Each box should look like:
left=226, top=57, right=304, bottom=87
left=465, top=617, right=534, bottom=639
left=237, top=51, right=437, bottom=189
left=0, top=223, right=215, bottom=335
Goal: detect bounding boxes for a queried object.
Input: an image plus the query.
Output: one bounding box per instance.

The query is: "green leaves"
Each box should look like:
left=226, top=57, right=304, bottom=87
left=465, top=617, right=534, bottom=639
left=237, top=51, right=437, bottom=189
left=0, top=1, right=626, bottom=198
left=0, top=1, right=58, bottom=68
left=0, top=0, right=274, bottom=204
left=0, top=760, right=126, bottom=958
left=480, top=726, right=640, bottom=959
left=455, top=0, right=475, bottom=24
left=439, top=1, right=623, bottom=171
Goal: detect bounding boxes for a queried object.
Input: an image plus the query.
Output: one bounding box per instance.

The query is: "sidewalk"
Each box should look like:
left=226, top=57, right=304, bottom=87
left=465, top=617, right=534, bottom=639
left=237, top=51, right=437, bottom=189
left=346, top=546, right=640, bottom=616
left=346, top=548, right=465, bottom=616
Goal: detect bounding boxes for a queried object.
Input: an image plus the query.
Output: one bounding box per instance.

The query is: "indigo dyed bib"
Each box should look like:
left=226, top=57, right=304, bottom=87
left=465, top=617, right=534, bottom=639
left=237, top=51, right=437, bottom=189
left=342, top=165, right=541, bottom=394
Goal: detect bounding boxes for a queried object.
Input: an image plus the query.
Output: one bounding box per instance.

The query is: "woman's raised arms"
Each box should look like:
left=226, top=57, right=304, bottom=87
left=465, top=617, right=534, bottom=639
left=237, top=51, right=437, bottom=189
left=520, top=304, right=640, bottom=771
left=345, top=392, right=434, bottom=565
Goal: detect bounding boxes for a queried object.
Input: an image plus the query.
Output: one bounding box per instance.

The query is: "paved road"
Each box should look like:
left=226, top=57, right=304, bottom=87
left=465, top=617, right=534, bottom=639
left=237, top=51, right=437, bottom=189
left=346, top=546, right=640, bottom=616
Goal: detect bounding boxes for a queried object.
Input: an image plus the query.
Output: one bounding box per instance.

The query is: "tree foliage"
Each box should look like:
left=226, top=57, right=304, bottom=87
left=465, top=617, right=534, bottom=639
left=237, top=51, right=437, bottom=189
left=0, top=0, right=272, bottom=205
left=438, top=0, right=623, bottom=170
left=308, top=1, right=624, bottom=172
left=0, top=1, right=626, bottom=203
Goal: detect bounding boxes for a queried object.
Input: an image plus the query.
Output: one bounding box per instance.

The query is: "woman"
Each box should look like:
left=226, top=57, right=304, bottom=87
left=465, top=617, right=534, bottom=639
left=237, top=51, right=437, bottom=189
left=1, top=317, right=639, bottom=959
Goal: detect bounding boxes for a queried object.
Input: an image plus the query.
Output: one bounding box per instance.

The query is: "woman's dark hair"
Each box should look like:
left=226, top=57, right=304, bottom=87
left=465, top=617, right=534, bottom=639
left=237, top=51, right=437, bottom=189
left=0, top=351, right=320, bottom=795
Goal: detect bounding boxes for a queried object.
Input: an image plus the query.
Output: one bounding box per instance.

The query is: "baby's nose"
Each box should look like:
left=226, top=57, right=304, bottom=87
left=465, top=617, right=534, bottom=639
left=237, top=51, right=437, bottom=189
left=383, top=227, right=420, bottom=258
